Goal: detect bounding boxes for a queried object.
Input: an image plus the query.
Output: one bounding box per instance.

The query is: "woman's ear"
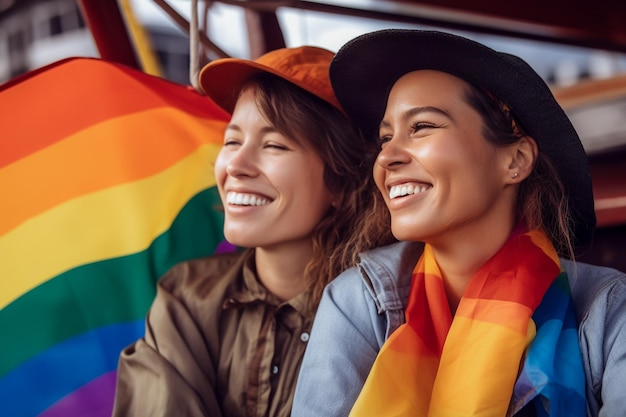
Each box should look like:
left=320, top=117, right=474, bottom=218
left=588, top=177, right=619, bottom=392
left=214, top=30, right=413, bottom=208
left=506, top=136, right=538, bottom=183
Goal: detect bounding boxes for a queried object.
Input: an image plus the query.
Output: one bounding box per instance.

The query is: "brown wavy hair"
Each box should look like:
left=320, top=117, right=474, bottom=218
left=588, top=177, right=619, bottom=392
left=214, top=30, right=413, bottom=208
left=243, top=73, right=396, bottom=302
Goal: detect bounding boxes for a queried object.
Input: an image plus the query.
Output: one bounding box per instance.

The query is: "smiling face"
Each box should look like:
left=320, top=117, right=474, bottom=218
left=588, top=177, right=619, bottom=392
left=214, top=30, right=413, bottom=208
left=374, top=70, right=517, bottom=246
left=214, top=87, right=335, bottom=250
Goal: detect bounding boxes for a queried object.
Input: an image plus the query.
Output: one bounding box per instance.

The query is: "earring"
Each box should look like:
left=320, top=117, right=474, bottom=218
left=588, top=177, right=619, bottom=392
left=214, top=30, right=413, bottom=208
left=512, top=172, right=519, bottom=179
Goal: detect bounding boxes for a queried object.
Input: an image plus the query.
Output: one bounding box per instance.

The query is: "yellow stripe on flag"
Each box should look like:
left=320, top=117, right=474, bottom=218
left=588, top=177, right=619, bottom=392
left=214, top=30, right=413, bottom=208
left=0, top=144, right=221, bottom=309
left=430, top=316, right=534, bottom=416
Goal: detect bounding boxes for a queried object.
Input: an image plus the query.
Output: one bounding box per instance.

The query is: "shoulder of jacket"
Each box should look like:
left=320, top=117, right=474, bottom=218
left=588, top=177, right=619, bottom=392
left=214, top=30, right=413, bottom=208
left=563, top=259, right=626, bottom=322
left=158, top=249, right=250, bottom=298
left=333, top=241, right=423, bottom=314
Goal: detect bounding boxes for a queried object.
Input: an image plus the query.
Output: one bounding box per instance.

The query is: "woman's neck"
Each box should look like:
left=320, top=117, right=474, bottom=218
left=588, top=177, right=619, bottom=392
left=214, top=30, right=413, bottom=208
left=254, top=241, right=313, bottom=301
left=430, top=220, right=515, bottom=314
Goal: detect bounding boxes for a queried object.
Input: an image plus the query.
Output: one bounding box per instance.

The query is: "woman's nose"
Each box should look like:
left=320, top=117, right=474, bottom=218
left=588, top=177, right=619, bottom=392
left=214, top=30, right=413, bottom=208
left=225, top=146, right=258, bottom=177
left=376, top=137, right=409, bottom=169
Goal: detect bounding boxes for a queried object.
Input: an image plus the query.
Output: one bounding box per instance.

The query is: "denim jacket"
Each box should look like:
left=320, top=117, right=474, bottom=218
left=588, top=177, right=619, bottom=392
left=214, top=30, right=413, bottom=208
left=292, top=241, right=626, bottom=417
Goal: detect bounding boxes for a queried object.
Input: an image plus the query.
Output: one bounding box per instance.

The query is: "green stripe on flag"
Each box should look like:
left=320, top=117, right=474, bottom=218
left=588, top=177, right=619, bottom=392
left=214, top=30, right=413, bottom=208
left=0, top=187, right=225, bottom=377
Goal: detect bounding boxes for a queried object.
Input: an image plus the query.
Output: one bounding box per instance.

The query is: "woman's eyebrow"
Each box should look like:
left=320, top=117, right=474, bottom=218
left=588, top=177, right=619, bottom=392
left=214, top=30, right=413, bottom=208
left=380, top=106, right=453, bottom=129
left=225, top=123, right=242, bottom=132
left=225, top=124, right=279, bottom=135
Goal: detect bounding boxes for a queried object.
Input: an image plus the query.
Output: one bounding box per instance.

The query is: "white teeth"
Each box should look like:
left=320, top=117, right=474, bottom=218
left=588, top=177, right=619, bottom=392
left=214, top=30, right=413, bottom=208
left=389, top=184, right=430, bottom=199
left=227, top=191, right=270, bottom=206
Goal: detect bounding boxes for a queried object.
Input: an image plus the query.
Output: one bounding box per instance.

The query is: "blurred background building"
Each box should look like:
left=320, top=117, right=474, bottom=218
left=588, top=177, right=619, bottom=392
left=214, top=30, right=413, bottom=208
left=3, top=0, right=626, bottom=87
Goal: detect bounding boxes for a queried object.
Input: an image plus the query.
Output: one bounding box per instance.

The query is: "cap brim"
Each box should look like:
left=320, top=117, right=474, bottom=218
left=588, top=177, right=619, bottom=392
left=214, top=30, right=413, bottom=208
left=330, top=29, right=595, bottom=246
left=199, top=59, right=278, bottom=114
left=199, top=54, right=342, bottom=114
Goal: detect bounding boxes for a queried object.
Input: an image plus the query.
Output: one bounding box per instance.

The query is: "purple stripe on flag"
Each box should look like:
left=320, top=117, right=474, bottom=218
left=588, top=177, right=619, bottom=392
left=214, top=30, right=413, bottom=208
left=38, top=371, right=117, bottom=417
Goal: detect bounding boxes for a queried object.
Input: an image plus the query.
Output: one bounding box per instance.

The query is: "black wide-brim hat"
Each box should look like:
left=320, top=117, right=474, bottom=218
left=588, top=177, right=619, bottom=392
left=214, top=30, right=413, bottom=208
left=330, top=29, right=596, bottom=247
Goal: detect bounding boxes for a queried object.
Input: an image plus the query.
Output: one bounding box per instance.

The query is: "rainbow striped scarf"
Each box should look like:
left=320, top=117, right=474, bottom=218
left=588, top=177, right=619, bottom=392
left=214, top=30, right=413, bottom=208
left=0, top=58, right=231, bottom=417
left=350, top=229, right=585, bottom=416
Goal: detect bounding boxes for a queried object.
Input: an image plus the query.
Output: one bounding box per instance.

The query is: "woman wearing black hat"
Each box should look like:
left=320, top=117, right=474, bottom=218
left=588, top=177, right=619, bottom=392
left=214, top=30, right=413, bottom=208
left=292, top=30, right=626, bottom=417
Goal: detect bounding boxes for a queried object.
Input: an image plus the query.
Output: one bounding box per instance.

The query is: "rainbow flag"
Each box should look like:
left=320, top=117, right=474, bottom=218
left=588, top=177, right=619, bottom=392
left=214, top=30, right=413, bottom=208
left=0, top=58, right=231, bottom=417
left=350, top=230, right=585, bottom=416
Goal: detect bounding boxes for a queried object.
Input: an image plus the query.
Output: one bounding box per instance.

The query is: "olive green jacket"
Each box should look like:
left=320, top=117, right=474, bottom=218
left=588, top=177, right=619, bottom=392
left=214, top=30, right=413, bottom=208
left=113, top=249, right=316, bottom=417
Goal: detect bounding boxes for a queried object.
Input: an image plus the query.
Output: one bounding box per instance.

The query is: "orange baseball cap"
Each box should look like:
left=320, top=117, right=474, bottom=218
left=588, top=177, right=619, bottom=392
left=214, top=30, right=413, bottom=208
left=198, top=46, right=342, bottom=114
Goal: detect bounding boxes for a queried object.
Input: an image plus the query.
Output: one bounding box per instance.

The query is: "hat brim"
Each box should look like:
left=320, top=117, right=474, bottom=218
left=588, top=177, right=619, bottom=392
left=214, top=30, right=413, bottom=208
left=198, top=59, right=278, bottom=114
left=330, top=29, right=595, bottom=246
left=198, top=55, right=340, bottom=114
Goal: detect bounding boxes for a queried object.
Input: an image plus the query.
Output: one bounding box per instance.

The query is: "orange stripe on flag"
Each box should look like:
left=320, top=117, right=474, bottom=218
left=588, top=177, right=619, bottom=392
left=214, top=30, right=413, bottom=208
left=0, top=58, right=227, bottom=169
left=0, top=108, right=226, bottom=236
left=455, top=298, right=533, bottom=334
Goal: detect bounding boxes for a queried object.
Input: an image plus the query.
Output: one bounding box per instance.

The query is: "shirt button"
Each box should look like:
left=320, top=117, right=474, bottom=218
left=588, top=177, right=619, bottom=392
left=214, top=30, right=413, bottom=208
left=272, top=365, right=279, bottom=375
left=300, top=332, right=310, bottom=342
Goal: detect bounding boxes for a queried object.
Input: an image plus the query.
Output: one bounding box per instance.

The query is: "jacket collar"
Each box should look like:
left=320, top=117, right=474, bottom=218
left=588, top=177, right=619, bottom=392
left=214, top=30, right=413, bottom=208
left=224, top=249, right=317, bottom=322
left=357, top=241, right=424, bottom=314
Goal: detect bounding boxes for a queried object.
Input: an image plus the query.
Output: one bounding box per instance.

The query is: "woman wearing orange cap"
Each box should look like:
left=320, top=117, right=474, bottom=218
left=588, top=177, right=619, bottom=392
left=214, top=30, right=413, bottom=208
left=111, top=46, right=394, bottom=417
left=292, top=30, right=626, bottom=417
